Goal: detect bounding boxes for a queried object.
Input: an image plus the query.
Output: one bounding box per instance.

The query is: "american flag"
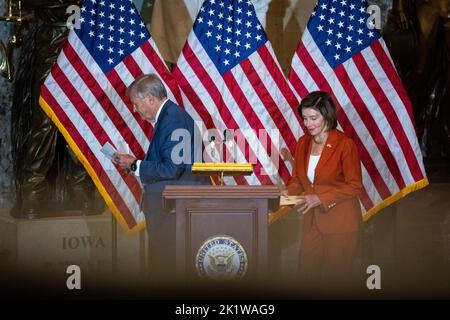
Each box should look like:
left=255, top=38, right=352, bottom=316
left=173, top=0, right=301, bottom=186
left=288, top=0, right=429, bottom=219
left=39, top=0, right=182, bottom=232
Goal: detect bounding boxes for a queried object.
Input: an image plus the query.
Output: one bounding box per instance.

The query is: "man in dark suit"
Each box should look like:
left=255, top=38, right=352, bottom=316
left=114, top=74, right=208, bottom=282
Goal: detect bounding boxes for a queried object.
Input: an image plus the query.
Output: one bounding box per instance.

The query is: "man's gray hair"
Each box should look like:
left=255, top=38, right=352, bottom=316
left=127, top=74, right=168, bottom=100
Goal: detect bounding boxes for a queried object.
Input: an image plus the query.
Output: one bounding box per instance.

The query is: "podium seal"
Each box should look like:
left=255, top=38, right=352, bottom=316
left=195, top=235, right=248, bottom=280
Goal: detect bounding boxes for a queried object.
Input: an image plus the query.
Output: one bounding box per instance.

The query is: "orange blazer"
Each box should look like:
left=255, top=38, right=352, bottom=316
left=287, top=129, right=364, bottom=234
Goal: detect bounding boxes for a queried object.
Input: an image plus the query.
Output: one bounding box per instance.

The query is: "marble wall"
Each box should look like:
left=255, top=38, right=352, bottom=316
left=0, top=1, right=14, bottom=209
left=368, top=0, right=393, bottom=27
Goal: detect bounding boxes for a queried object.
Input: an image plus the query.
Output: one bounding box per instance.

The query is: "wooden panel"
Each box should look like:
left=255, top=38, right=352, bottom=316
left=166, top=186, right=274, bottom=280
left=188, top=209, right=256, bottom=278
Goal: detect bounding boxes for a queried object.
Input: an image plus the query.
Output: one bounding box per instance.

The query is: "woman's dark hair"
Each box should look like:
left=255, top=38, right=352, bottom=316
left=298, top=91, right=338, bottom=130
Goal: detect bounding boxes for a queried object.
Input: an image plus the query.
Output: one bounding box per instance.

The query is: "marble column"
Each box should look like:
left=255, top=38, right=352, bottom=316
left=0, top=1, right=15, bottom=209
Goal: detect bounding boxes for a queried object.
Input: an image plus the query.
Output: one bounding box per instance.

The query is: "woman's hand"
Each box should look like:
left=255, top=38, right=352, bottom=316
left=296, top=194, right=321, bottom=215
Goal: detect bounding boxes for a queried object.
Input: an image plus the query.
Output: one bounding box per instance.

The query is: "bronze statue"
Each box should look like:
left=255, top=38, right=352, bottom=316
left=10, top=0, right=103, bottom=218
left=384, top=0, right=450, bottom=163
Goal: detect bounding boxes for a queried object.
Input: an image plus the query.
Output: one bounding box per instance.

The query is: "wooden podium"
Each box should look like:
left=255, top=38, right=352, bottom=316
left=163, top=185, right=280, bottom=280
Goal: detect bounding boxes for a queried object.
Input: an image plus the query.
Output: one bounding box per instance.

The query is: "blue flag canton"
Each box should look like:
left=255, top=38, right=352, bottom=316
left=194, top=0, right=268, bottom=75
left=307, top=0, right=381, bottom=68
left=76, top=0, right=150, bottom=73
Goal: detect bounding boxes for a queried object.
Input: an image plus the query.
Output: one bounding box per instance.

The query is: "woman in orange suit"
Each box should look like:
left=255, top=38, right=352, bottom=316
left=285, top=91, right=364, bottom=286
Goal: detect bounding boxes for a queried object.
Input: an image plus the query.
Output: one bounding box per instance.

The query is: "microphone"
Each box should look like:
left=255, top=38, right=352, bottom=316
left=209, top=135, right=217, bottom=159
left=222, top=129, right=235, bottom=163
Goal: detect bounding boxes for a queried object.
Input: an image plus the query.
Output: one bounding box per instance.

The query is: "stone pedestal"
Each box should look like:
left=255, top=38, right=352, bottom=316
left=0, top=209, right=146, bottom=281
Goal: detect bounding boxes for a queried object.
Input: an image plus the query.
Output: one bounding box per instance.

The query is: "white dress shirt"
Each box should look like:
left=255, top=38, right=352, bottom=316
left=307, top=154, right=321, bottom=183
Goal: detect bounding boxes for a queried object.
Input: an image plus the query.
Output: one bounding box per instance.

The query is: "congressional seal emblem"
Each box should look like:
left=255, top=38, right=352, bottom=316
left=195, top=235, right=248, bottom=280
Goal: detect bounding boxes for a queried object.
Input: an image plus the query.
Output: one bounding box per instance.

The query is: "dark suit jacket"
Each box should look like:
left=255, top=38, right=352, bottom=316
left=140, top=100, right=208, bottom=214
left=287, top=129, right=364, bottom=234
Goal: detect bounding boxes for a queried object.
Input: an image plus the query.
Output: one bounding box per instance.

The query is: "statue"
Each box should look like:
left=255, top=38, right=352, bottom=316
left=9, top=0, right=103, bottom=218
left=384, top=0, right=450, bottom=165
left=0, top=0, right=25, bottom=81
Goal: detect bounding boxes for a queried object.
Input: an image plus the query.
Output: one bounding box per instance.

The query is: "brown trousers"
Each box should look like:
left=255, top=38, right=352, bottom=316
left=298, top=214, right=359, bottom=286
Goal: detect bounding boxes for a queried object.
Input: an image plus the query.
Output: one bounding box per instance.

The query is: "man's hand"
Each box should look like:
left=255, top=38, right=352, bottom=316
left=113, top=152, right=136, bottom=171
left=295, top=194, right=321, bottom=215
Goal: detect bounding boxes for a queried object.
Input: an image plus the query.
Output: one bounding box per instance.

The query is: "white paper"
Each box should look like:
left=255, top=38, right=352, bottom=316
left=100, top=142, right=117, bottom=161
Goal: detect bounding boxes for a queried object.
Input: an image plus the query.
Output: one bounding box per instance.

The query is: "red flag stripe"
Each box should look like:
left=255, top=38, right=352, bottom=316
left=63, top=43, right=146, bottom=158
left=241, top=53, right=297, bottom=153
left=223, top=70, right=287, bottom=184
left=370, top=40, right=416, bottom=126
left=67, top=35, right=151, bottom=144
left=256, top=44, right=303, bottom=137
left=50, top=63, right=143, bottom=203
left=140, top=40, right=184, bottom=106
left=258, top=44, right=302, bottom=113
left=289, top=55, right=378, bottom=210
left=42, top=2, right=186, bottom=231
left=334, top=64, right=406, bottom=189
left=361, top=44, right=426, bottom=176
left=231, top=60, right=292, bottom=183
left=289, top=53, right=319, bottom=96
left=106, top=67, right=152, bottom=137
left=289, top=48, right=375, bottom=209
left=359, top=167, right=376, bottom=210
left=122, top=53, right=147, bottom=79
left=297, top=43, right=392, bottom=200
left=119, top=55, right=156, bottom=143
left=288, top=68, right=309, bottom=100
left=352, top=51, right=424, bottom=182
left=41, top=85, right=138, bottom=228
left=298, top=36, right=401, bottom=196
left=173, top=66, right=248, bottom=186
left=179, top=42, right=273, bottom=184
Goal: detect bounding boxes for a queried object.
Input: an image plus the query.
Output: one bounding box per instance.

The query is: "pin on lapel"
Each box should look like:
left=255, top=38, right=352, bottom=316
left=326, top=143, right=332, bottom=148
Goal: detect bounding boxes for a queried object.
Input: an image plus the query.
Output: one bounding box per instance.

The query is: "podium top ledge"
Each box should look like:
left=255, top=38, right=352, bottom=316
left=162, top=185, right=280, bottom=199
left=192, top=162, right=253, bottom=176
